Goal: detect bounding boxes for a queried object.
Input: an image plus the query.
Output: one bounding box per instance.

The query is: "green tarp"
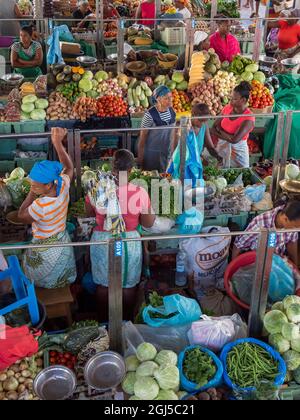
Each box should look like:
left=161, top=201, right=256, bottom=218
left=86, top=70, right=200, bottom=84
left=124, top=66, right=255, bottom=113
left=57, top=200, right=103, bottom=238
left=264, top=74, right=300, bottom=159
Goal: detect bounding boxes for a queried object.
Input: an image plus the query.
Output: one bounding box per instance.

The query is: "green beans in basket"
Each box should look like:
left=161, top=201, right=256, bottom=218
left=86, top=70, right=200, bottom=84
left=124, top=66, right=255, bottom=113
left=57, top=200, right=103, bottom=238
left=226, top=343, right=279, bottom=389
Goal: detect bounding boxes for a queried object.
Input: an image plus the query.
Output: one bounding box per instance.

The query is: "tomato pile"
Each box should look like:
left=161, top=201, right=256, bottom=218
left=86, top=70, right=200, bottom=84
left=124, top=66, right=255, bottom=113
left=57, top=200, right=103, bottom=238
left=49, top=351, right=77, bottom=371
left=249, top=80, right=274, bottom=109
left=104, top=31, right=117, bottom=38
left=172, top=90, right=191, bottom=114
left=97, top=96, right=128, bottom=118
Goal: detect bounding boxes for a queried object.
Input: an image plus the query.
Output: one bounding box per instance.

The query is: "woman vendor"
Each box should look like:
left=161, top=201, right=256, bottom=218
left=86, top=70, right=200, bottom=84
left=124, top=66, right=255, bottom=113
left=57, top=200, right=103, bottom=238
left=18, top=128, right=77, bottom=289
left=233, top=201, right=300, bottom=267
left=209, top=15, right=241, bottom=63
left=73, top=0, right=94, bottom=29
left=136, top=0, right=156, bottom=27
left=174, top=0, right=192, bottom=20
left=138, top=85, right=177, bottom=173
left=103, top=0, right=120, bottom=19
left=85, top=149, right=156, bottom=321
left=11, top=26, right=43, bottom=78
left=211, top=82, right=255, bottom=168
left=176, top=31, right=210, bottom=70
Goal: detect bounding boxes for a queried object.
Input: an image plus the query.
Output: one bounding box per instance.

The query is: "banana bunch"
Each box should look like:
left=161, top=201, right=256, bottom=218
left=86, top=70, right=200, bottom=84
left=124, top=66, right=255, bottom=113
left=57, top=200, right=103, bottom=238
left=189, top=52, right=205, bottom=88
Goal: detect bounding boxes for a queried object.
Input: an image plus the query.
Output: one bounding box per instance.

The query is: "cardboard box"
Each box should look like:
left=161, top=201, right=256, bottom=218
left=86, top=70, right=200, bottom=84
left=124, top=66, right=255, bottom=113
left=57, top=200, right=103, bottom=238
left=59, top=42, right=81, bottom=55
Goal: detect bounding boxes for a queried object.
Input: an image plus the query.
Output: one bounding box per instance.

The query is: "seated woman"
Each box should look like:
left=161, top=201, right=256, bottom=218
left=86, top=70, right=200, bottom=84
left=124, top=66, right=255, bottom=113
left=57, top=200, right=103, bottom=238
left=18, top=128, right=77, bottom=289
left=85, top=149, right=155, bottom=321
left=11, top=26, right=43, bottom=78
left=211, top=82, right=255, bottom=168
left=233, top=201, right=300, bottom=266
left=209, top=15, right=241, bottom=63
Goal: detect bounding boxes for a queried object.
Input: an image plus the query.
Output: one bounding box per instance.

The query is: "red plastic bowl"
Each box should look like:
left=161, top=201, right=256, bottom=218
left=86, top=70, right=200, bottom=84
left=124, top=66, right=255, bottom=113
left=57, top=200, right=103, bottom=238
left=0, top=36, right=15, bottom=48
left=224, top=251, right=257, bottom=310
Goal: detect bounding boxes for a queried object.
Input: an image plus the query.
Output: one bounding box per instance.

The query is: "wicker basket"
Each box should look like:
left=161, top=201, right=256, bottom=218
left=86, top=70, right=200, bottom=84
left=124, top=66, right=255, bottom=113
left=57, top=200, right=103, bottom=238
left=157, top=54, right=178, bottom=69
left=249, top=106, right=273, bottom=114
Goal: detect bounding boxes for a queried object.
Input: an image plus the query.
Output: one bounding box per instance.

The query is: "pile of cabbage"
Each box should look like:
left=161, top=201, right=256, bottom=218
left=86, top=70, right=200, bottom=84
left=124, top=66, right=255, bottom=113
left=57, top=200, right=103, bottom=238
left=122, top=343, right=184, bottom=400
left=285, top=163, right=300, bottom=181
left=21, top=95, right=48, bottom=121
left=3, top=168, right=30, bottom=208
left=263, top=295, right=300, bottom=384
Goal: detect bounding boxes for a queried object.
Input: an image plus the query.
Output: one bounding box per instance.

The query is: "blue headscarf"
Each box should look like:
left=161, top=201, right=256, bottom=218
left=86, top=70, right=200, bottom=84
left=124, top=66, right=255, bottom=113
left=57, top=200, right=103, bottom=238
left=29, top=161, right=63, bottom=196
left=152, top=85, right=171, bottom=104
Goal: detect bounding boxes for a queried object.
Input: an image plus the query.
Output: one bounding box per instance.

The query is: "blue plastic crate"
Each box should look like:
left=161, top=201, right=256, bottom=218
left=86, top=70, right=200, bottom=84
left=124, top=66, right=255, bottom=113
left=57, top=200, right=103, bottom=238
left=0, top=122, right=12, bottom=134
left=0, top=139, right=17, bottom=160
left=13, top=120, right=46, bottom=134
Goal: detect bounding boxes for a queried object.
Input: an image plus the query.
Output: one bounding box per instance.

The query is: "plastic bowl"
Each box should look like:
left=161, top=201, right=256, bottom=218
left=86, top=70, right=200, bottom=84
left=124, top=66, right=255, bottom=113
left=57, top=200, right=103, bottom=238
left=281, top=58, right=300, bottom=69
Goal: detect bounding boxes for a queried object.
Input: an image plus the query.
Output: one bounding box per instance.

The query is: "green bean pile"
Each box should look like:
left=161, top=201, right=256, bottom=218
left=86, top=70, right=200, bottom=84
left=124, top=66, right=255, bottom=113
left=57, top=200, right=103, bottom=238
left=227, top=343, right=279, bottom=388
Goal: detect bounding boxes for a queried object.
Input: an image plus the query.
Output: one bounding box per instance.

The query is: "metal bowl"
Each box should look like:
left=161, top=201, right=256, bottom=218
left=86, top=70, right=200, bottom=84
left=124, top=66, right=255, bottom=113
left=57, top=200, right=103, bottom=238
left=280, top=179, right=300, bottom=193
left=1, top=73, right=24, bottom=85
left=33, top=366, right=77, bottom=400
left=84, top=351, right=126, bottom=391
left=259, top=55, right=277, bottom=67
left=107, top=53, right=127, bottom=61
left=281, top=58, right=300, bottom=69
left=76, top=55, right=97, bottom=66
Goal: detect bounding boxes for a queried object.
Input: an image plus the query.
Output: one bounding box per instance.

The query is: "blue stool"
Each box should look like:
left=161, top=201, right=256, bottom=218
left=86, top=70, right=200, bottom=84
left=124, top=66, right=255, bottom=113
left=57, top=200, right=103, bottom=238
left=0, top=256, right=40, bottom=326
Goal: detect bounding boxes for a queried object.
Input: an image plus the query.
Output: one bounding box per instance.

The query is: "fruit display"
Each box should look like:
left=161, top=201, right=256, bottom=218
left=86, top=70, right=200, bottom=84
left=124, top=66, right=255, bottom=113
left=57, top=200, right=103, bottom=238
left=172, top=90, right=191, bottom=114
left=49, top=351, right=78, bottom=371
left=189, top=80, right=223, bottom=116
left=21, top=95, right=48, bottom=121
left=126, top=26, right=153, bottom=45
left=57, top=81, right=81, bottom=103
left=96, top=78, right=124, bottom=98
left=5, top=98, right=21, bottom=122
left=189, top=52, right=205, bottom=87
left=228, top=55, right=265, bottom=84
left=97, top=96, right=128, bottom=118
left=249, top=80, right=274, bottom=110
left=73, top=97, right=97, bottom=122
left=46, top=92, right=75, bottom=121
left=205, top=0, right=240, bottom=18
left=167, top=72, right=188, bottom=92
left=213, top=71, right=237, bottom=103
left=20, top=82, right=35, bottom=97
left=128, top=79, right=152, bottom=113
left=253, top=159, right=274, bottom=179
left=203, top=48, right=222, bottom=79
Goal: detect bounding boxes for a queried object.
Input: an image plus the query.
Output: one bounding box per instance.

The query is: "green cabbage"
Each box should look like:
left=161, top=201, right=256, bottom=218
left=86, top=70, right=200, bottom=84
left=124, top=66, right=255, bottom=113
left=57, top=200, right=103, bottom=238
left=155, top=350, right=178, bottom=367
left=21, top=103, right=35, bottom=113
left=21, top=112, right=31, bottom=121
left=263, top=310, right=288, bottom=334
left=155, top=390, right=179, bottom=400
left=82, top=70, right=94, bottom=80
left=172, top=72, right=185, bottom=84
left=136, top=361, right=159, bottom=377
left=283, top=350, right=300, bottom=371
left=30, top=109, right=46, bottom=120
left=79, top=78, right=93, bottom=92
left=153, top=365, right=180, bottom=391
left=282, top=323, right=299, bottom=341
left=81, top=170, right=96, bottom=191
left=272, top=301, right=284, bottom=312
left=269, top=333, right=290, bottom=354
left=241, top=71, right=253, bottom=82
left=95, top=71, right=109, bottom=82
left=283, top=295, right=300, bottom=311
left=245, top=63, right=259, bottom=73
left=286, top=164, right=300, bottom=180
left=253, top=71, right=266, bottom=84
left=291, top=337, right=300, bottom=353
left=286, top=304, right=300, bottom=323
left=125, top=355, right=140, bottom=372
left=136, top=342, right=157, bottom=362
left=22, top=94, right=38, bottom=104
left=214, top=177, right=227, bottom=192
left=134, top=377, right=159, bottom=400
left=122, top=372, right=136, bottom=395
left=35, top=98, right=49, bottom=110
left=129, top=396, right=141, bottom=400
left=7, top=168, right=25, bottom=180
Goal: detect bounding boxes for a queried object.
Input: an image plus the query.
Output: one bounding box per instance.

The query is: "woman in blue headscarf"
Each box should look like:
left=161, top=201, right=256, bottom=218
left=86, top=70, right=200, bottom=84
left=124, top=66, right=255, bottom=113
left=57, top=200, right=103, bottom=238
left=137, top=85, right=177, bottom=173
left=18, top=128, right=77, bottom=289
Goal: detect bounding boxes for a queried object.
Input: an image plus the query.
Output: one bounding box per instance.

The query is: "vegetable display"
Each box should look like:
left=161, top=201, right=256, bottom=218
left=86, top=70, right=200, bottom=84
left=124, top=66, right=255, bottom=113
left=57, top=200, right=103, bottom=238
left=96, top=96, right=128, bottom=118
left=182, top=347, right=217, bottom=387
left=226, top=342, right=279, bottom=388
left=249, top=80, right=274, bottom=110
left=49, top=351, right=77, bottom=371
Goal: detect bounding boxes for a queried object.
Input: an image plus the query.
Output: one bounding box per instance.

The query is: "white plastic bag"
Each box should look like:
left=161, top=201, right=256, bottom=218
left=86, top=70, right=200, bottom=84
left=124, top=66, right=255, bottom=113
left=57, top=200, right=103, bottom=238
left=187, top=314, right=247, bottom=352
left=142, top=217, right=175, bottom=234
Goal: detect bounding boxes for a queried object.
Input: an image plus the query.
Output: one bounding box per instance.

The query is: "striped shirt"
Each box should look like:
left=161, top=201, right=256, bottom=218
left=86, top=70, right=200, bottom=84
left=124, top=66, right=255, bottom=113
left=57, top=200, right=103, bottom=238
left=141, top=109, right=173, bottom=128
left=28, top=175, right=70, bottom=240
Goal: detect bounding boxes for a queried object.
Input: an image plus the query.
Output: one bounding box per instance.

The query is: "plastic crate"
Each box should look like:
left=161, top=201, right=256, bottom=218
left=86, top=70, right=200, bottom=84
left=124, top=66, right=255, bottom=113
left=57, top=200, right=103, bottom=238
left=0, top=139, right=17, bottom=160
left=97, top=135, right=119, bottom=148
left=19, top=141, right=49, bottom=153
left=161, top=27, right=186, bottom=46
left=46, top=120, right=77, bottom=130
left=203, top=214, right=230, bottom=228
left=15, top=157, right=44, bottom=173
left=131, top=116, right=143, bottom=129
left=13, top=120, right=46, bottom=134
left=0, top=160, right=15, bottom=175
left=229, top=212, right=250, bottom=230
left=0, top=122, right=12, bottom=134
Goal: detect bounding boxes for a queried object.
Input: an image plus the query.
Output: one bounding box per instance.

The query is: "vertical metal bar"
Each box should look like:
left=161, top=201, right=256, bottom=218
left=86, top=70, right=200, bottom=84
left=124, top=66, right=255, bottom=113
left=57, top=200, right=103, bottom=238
left=263, top=0, right=271, bottom=47
left=67, top=129, right=76, bottom=202
left=184, top=19, right=194, bottom=72
left=180, top=117, right=188, bottom=203
left=117, top=19, right=125, bottom=74
left=156, top=0, right=162, bottom=19
left=271, top=112, right=285, bottom=202
left=74, top=129, right=82, bottom=200
left=45, top=18, right=50, bottom=74
left=210, top=0, right=218, bottom=33
left=278, top=110, right=293, bottom=185
left=252, top=18, right=263, bottom=62
left=108, top=239, right=123, bottom=353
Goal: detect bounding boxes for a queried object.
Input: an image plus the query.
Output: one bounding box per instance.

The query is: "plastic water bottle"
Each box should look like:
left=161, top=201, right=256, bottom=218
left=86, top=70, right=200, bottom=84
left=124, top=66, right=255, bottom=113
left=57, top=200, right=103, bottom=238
left=175, top=250, right=187, bottom=287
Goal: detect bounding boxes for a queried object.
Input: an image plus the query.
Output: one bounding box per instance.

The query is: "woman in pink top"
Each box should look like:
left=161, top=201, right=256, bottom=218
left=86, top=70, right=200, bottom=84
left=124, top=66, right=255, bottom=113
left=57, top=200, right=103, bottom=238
left=85, top=149, right=155, bottom=321
left=209, top=15, right=241, bottom=63
left=211, top=82, right=255, bottom=168
left=136, top=0, right=156, bottom=26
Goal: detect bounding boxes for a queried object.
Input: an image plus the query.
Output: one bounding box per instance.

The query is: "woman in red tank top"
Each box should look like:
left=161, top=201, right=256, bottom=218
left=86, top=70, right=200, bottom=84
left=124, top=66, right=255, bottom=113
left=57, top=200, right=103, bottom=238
left=136, top=0, right=156, bottom=26
left=211, top=82, right=255, bottom=168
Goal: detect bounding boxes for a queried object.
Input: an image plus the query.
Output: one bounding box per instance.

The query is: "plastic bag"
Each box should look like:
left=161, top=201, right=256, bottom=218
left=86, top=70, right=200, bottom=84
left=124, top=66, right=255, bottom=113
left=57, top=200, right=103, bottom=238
left=123, top=321, right=190, bottom=356
left=245, top=184, right=266, bottom=203
left=142, top=217, right=175, bottom=234
left=199, top=289, right=241, bottom=317
left=233, top=173, right=244, bottom=187
left=252, top=192, right=273, bottom=211
left=142, top=294, right=202, bottom=327
left=187, top=314, right=247, bottom=352
left=176, top=207, right=204, bottom=235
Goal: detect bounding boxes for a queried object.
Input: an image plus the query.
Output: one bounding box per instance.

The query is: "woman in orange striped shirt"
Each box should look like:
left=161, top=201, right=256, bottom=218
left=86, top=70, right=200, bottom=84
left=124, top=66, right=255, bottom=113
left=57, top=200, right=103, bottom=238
left=18, top=128, right=77, bottom=289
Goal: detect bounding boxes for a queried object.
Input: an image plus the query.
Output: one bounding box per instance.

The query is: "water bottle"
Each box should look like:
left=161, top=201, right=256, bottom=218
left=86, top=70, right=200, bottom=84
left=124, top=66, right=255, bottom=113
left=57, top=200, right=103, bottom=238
left=175, top=249, right=187, bottom=287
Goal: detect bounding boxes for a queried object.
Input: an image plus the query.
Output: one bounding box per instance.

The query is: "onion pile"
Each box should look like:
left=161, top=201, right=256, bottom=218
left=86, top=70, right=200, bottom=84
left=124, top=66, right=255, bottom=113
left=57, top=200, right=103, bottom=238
left=189, top=80, right=223, bottom=116
left=213, top=71, right=237, bottom=99
left=97, top=79, right=123, bottom=98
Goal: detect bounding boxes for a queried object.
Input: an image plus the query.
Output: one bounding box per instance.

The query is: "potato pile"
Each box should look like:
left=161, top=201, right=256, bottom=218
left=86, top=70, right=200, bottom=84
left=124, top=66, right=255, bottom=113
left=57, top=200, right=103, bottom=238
left=46, top=92, right=75, bottom=121
left=0, top=353, right=43, bottom=401
left=189, top=80, right=223, bottom=116
left=73, top=97, right=98, bottom=122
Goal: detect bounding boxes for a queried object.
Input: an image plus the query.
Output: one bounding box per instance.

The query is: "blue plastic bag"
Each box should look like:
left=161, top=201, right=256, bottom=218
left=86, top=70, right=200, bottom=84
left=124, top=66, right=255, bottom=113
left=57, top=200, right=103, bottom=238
left=245, top=184, right=266, bottom=203
left=176, top=207, right=204, bottom=235
left=220, top=338, right=287, bottom=392
left=178, top=345, right=224, bottom=393
left=269, top=254, right=295, bottom=301
left=142, top=294, right=202, bottom=327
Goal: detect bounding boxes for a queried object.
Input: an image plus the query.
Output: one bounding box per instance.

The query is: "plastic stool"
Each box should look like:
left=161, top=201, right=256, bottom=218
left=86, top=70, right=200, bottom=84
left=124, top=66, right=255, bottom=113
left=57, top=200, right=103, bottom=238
left=0, top=256, right=40, bottom=325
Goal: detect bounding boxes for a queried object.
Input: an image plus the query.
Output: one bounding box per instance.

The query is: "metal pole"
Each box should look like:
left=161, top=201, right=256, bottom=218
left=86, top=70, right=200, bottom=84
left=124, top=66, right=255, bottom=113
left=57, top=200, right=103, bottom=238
left=108, top=239, right=123, bottom=353
left=248, top=228, right=275, bottom=337
left=67, top=129, right=76, bottom=202
left=184, top=19, right=194, bottom=72
left=271, top=112, right=285, bottom=202
left=252, top=18, right=263, bottom=62
left=210, top=0, right=218, bottom=33
left=156, top=0, right=162, bottom=19
left=117, top=19, right=125, bottom=74
left=278, top=110, right=293, bottom=186
left=74, top=129, right=82, bottom=200
left=263, top=0, right=271, bottom=47
left=179, top=117, right=188, bottom=204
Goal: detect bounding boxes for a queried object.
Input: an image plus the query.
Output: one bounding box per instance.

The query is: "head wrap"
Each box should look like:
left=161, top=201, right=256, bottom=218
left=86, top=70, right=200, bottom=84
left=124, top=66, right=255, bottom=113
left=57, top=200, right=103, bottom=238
left=29, top=161, right=63, bottom=196
left=152, top=85, right=171, bottom=104
left=78, top=0, right=89, bottom=6
left=194, top=31, right=208, bottom=46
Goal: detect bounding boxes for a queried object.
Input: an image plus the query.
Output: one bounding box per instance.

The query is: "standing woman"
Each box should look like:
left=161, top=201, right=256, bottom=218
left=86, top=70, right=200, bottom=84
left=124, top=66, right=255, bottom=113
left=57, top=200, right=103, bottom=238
left=138, top=86, right=176, bottom=173
left=211, top=82, right=255, bottom=168
left=136, top=0, right=156, bottom=27
left=11, top=26, right=43, bottom=78
left=209, top=15, right=241, bottom=63
left=18, top=128, right=77, bottom=289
